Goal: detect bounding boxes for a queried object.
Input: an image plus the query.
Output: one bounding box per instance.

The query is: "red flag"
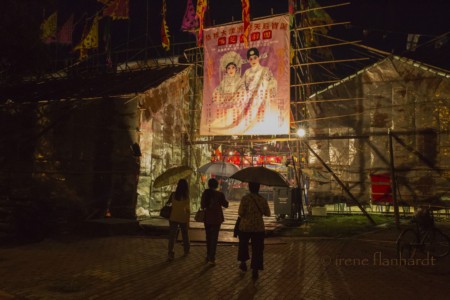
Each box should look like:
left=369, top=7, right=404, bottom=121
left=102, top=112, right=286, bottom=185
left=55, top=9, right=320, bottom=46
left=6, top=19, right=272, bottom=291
left=195, top=0, right=207, bottom=46
left=56, top=14, right=74, bottom=45
left=100, top=0, right=129, bottom=20
left=161, top=0, right=170, bottom=51
left=181, top=0, right=198, bottom=33
left=241, top=0, right=250, bottom=48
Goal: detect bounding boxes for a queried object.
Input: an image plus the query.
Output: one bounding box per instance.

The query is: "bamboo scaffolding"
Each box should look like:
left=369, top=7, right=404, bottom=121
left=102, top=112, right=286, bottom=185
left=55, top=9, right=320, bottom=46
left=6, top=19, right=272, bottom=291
left=293, top=40, right=362, bottom=51
left=291, top=57, right=370, bottom=68
left=290, top=80, right=340, bottom=87
left=314, top=32, right=392, bottom=56
left=293, top=21, right=350, bottom=32
left=294, top=2, right=351, bottom=15
left=189, top=129, right=447, bottom=145
left=291, top=97, right=365, bottom=104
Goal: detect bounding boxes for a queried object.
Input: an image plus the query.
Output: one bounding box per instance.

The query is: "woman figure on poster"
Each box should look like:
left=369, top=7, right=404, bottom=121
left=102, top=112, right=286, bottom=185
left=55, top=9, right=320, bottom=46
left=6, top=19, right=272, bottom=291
left=211, top=51, right=244, bottom=128
left=237, top=182, right=271, bottom=279
left=213, top=51, right=244, bottom=97
left=201, top=178, right=229, bottom=265
left=167, top=179, right=191, bottom=261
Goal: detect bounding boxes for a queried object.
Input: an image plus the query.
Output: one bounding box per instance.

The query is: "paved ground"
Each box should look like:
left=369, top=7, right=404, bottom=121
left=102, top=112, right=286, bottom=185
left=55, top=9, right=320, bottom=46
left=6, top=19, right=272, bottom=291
left=1, top=200, right=450, bottom=300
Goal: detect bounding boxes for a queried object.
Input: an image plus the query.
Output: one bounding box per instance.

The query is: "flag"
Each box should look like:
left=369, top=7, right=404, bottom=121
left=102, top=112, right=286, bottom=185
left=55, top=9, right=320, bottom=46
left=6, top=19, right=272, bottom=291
left=195, top=0, right=207, bottom=46
left=56, top=14, right=74, bottom=45
left=74, top=17, right=100, bottom=60
left=241, top=0, right=250, bottom=48
left=99, top=0, right=129, bottom=20
left=40, top=11, right=57, bottom=44
left=161, top=0, right=170, bottom=51
left=181, top=0, right=198, bottom=33
left=289, top=0, right=295, bottom=28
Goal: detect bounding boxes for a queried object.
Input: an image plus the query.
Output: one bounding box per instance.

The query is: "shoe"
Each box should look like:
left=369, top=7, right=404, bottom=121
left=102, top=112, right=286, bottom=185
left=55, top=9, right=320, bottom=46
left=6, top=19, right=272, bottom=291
left=252, top=269, right=259, bottom=279
left=239, top=262, right=247, bottom=272
left=167, top=252, right=174, bottom=262
left=208, top=260, right=216, bottom=266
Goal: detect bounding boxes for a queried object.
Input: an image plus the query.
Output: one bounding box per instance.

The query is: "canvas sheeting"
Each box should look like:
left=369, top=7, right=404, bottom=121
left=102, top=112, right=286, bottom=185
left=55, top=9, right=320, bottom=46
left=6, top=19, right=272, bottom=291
left=304, top=56, right=450, bottom=208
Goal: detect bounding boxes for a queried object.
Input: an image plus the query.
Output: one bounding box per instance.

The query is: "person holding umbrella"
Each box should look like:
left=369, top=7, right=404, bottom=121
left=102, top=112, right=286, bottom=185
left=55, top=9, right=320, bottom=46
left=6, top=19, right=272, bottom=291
left=167, top=179, right=191, bottom=261
left=237, top=181, right=271, bottom=279
left=201, top=178, right=229, bottom=265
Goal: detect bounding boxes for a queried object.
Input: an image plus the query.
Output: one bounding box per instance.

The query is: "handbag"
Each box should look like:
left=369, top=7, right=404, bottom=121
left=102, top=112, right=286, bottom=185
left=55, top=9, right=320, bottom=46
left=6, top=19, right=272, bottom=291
left=233, top=217, right=241, bottom=237
left=159, top=205, right=171, bottom=219
left=159, top=193, right=173, bottom=219
left=194, top=209, right=205, bottom=222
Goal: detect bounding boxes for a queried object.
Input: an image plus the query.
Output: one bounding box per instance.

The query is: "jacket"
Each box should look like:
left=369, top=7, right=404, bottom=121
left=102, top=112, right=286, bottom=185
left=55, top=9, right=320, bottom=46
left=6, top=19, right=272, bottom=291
left=201, top=189, right=229, bottom=225
left=169, top=193, right=190, bottom=223
left=238, top=192, right=270, bottom=232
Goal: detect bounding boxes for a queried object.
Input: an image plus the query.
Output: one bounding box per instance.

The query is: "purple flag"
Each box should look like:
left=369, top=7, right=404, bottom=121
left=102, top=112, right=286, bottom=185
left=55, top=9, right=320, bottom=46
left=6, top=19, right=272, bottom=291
left=181, top=0, right=198, bottom=32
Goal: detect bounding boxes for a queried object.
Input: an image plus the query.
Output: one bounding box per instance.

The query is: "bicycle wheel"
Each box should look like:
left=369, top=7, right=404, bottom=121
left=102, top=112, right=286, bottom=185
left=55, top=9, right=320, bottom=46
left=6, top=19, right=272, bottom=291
left=422, top=229, right=450, bottom=258
left=397, top=229, right=419, bottom=259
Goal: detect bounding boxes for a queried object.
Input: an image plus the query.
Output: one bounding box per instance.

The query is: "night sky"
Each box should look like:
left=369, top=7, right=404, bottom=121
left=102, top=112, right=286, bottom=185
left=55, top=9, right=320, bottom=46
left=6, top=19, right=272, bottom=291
left=1, top=0, right=449, bottom=78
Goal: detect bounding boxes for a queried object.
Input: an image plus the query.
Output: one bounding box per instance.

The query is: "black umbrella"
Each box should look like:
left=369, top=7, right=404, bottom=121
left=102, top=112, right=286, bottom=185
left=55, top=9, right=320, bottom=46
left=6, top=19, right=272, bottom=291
left=230, top=166, right=289, bottom=187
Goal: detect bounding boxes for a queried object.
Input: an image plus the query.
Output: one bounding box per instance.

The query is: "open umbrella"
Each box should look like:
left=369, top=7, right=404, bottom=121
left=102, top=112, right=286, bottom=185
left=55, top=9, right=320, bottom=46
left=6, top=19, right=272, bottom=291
left=230, top=166, right=289, bottom=187
left=198, top=161, right=240, bottom=177
left=153, top=166, right=193, bottom=188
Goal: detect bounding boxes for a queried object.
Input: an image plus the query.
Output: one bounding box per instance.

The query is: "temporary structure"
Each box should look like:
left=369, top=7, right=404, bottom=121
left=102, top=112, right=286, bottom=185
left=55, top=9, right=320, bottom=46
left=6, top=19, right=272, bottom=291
left=304, top=56, right=450, bottom=209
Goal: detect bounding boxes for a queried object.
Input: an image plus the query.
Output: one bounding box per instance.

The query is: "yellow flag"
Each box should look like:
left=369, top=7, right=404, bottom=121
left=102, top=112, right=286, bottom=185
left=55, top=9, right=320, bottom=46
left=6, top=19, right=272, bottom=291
left=161, top=0, right=170, bottom=51
left=74, top=17, right=99, bottom=60
left=40, top=12, right=57, bottom=43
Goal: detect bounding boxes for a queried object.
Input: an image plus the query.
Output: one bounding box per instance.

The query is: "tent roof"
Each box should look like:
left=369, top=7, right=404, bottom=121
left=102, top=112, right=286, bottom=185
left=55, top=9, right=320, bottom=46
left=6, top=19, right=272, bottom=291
left=309, top=55, right=450, bottom=99
left=0, top=65, right=190, bottom=103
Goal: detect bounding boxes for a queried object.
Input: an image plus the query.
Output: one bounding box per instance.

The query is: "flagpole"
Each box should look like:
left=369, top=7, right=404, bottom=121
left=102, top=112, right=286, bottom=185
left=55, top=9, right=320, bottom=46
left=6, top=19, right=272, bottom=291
left=145, top=0, right=149, bottom=61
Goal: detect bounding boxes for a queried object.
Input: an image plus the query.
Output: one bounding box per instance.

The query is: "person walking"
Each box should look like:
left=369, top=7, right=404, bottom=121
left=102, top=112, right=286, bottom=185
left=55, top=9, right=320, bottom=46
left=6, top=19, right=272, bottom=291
left=237, top=182, right=271, bottom=279
left=167, top=179, right=191, bottom=261
left=201, top=178, right=229, bottom=265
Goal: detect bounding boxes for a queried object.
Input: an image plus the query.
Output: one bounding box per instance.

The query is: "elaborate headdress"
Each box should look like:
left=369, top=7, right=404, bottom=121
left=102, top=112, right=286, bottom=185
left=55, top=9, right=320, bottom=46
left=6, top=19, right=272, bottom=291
left=219, top=51, right=244, bottom=72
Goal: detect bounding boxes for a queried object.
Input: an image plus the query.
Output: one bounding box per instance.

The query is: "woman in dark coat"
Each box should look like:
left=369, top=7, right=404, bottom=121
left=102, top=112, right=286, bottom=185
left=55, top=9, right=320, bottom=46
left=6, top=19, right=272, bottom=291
left=201, top=178, right=229, bottom=265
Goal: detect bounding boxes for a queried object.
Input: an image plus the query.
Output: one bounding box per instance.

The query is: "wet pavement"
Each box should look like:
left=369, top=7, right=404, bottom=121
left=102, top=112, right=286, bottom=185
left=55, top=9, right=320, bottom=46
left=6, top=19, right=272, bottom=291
left=1, top=201, right=450, bottom=299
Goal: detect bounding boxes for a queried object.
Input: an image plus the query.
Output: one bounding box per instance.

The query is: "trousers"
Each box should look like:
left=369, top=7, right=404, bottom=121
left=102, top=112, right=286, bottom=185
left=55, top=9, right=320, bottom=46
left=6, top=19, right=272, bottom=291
left=237, top=231, right=265, bottom=270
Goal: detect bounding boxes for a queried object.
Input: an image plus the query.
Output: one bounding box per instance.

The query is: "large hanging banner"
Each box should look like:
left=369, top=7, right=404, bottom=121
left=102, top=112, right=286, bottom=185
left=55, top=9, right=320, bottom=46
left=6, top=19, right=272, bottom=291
left=200, top=15, right=290, bottom=135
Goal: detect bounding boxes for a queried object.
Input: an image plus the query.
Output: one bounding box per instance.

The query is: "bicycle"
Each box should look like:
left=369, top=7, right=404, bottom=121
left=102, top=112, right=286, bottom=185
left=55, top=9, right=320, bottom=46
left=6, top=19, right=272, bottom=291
left=396, top=208, right=450, bottom=259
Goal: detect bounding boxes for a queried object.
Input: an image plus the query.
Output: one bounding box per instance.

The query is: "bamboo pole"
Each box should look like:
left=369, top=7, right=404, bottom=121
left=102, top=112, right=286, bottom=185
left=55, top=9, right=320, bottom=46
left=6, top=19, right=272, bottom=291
left=290, top=80, right=340, bottom=87
left=291, top=57, right=369, bottom=67
left=293, top=22, right=350, bottom=31
left=293, top=40, right=362, bottom=51
left=294, top=2, right=351, bottom=15
left=388, top=129, right=401, bottom=229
